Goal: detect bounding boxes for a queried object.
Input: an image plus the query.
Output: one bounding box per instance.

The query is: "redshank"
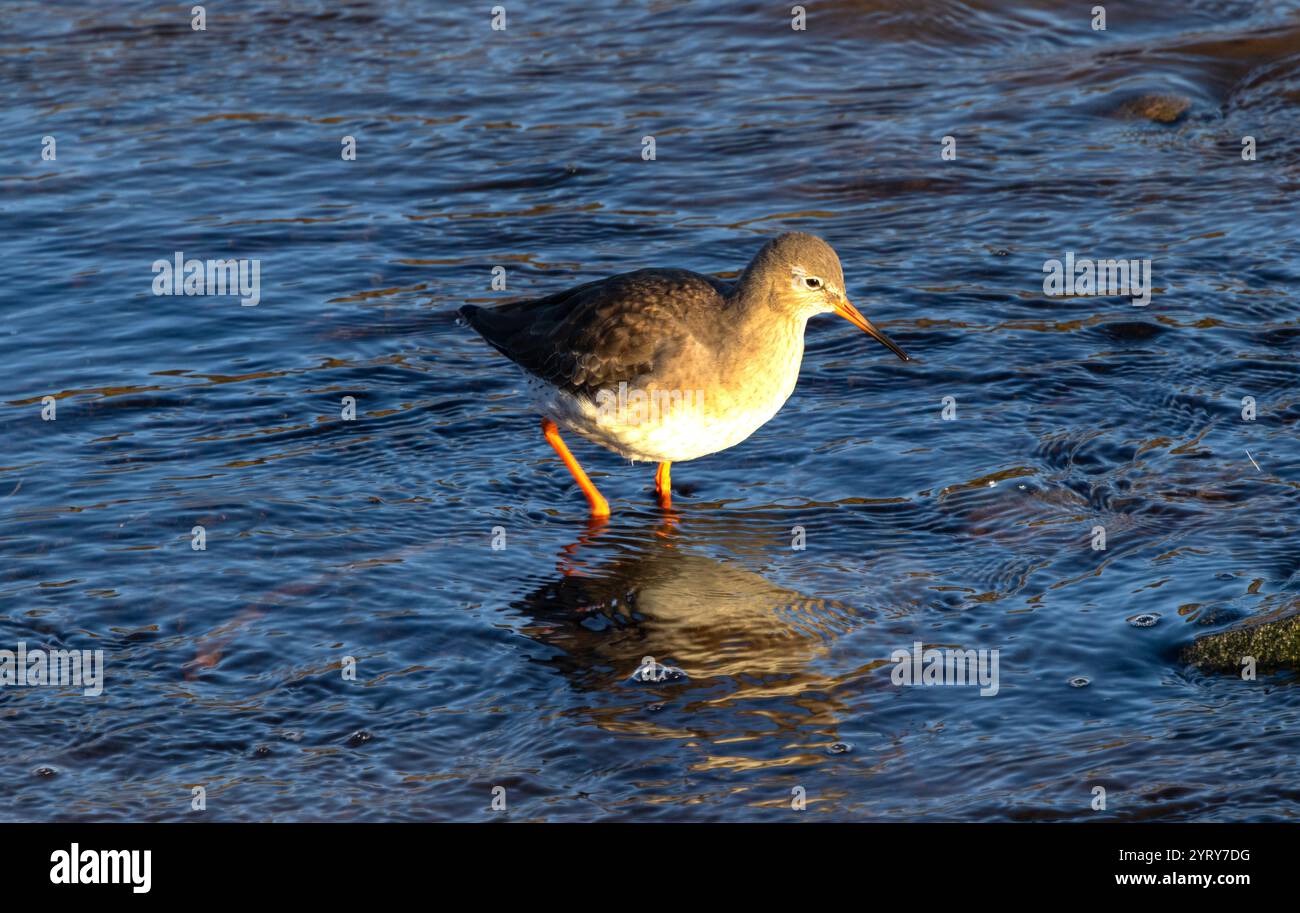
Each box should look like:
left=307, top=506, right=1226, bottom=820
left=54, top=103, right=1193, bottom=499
left=460, top=232, right=910, bottom=518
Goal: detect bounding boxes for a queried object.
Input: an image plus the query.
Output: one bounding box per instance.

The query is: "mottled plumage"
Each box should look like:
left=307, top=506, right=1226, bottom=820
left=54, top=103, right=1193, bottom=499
left=461, top=269, right=732, bottom=401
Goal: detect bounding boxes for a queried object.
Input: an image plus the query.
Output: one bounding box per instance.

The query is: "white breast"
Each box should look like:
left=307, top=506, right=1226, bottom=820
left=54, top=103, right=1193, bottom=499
left=524, top=346, right=805, bottom=464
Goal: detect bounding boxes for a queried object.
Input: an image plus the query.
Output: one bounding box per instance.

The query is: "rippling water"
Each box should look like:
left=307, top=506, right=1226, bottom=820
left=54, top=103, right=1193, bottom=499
left=3, top=0, right=1300, bottom=821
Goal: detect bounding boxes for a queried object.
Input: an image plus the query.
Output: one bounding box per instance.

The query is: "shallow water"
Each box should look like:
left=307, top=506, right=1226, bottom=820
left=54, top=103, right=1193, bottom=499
left=3, top=0, right=1300, bottom=821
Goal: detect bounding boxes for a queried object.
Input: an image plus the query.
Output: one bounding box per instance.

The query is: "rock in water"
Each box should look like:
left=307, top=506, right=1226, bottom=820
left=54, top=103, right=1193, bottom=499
left=1116, top=94, right=1192, bottom=124
left=1184, top=612, right=1300, bottom=673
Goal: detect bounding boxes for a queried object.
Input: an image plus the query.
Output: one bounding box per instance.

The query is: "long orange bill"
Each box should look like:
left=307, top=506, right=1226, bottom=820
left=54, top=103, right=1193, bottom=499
left=835, top=297, right=910, bottom=361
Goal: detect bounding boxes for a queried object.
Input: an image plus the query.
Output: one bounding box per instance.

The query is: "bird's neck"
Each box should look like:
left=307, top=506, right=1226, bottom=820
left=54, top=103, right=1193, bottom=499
left=727, top=273, right=807, bottom=350
left=711, top=284, right=807, bottom=400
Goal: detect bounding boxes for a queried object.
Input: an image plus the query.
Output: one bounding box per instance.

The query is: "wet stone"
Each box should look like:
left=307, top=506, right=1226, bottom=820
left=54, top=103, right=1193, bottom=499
left=1116, top=94, right=1192, bottom=124
left=1185, top=611, right=1300, bottom=673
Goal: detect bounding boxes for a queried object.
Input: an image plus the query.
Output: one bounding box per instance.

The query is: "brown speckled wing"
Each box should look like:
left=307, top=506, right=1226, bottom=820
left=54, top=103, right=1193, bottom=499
left=460, top=269, right=730, bottom=399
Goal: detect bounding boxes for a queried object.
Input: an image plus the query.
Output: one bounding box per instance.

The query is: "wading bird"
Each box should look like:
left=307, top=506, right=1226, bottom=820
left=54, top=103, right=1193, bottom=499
left=460, top=232, right=910, bottom=519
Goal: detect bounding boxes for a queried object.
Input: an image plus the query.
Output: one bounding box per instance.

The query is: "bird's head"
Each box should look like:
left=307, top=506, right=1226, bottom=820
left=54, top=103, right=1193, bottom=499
left=748, top=232, right=910, bottom=361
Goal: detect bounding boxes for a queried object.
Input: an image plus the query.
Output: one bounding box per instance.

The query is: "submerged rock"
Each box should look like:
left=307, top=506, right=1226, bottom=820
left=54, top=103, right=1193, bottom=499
left=1115, top=94, right=1192, bottom=124
left=1184, top=612, right=1300, bottom=673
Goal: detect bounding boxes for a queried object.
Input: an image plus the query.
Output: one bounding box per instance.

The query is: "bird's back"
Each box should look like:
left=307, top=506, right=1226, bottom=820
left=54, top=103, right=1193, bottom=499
left=460, top=268, right=732, bottom=400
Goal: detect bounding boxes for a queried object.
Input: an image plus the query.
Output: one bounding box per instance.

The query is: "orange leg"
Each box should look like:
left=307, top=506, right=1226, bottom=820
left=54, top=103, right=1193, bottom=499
left=541, top=417, right=610, bottom=519
left=655, top=461, right=672, bottom=509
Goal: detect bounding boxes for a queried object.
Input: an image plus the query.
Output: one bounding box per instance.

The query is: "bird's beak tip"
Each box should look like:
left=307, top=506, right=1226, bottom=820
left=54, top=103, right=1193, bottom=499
left=836, top=297, right=911, bottom=363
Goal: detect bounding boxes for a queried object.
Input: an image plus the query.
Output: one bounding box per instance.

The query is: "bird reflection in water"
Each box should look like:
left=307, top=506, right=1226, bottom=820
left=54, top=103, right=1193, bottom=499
left=511, top=514, right=897, bottom=746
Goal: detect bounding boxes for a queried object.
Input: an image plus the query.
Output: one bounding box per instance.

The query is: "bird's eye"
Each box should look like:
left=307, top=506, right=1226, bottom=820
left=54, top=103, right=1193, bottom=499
left=804, top=276, right=822, bottom=289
